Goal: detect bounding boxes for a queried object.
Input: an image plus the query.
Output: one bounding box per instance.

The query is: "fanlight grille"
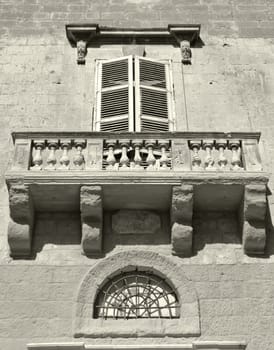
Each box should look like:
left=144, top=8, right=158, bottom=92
left=94, top=271, right=180, bottom=319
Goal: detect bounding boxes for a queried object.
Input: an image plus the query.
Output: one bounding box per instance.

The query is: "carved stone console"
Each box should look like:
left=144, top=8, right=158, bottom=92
left=171, top=185, right=193, bottom=257
left=80, top=186, right=103, bottom=256
left=8, top=184, right=34, bottom=257
left=242, top=184, right=267, bottom=255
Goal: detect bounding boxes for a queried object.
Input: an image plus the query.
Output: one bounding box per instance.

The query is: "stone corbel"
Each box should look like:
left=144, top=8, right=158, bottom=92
left=80, top=186, right=103, bottom=256
left=242, top=184, right=267, bottom=255
left=8, top=184, right=34, bottom=257
left=171, top=185, right=193, bottom=256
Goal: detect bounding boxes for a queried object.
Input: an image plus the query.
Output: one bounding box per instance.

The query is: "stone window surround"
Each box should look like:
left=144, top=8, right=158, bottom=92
left=74, top=250, right=200, bottom=338
left=65, top=24, right=200, bottom=64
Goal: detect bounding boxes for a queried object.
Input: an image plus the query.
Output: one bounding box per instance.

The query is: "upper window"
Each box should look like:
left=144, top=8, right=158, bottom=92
left=94, top=271, right=179, bottom=319
left=95, top=55, right=175, bottom=132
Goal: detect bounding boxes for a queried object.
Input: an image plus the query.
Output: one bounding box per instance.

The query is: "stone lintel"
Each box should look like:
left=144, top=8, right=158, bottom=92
left=171, top=185, right=193, bottom=257
left=80, top=185, right=102, bottom=256
left=243, top=184, right=266, bottom=255
left=8, top=184, right=34, bottom=257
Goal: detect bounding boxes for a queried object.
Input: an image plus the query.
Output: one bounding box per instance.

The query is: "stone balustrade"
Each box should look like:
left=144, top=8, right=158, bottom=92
left=9, top=132, right=263, bottom=172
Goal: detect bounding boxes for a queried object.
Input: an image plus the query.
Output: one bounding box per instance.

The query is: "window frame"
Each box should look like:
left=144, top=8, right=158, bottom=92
left=94, top=55, right=176, bottom=132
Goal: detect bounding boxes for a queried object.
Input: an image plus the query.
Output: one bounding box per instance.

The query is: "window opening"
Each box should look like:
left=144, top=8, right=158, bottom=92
left=94, top=271, right=180, bottom=319
left=95, top=55, right=174, bottom=132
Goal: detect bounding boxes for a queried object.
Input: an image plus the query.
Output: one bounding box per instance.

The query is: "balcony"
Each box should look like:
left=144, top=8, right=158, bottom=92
left=6, top=131, right=268, bottom=258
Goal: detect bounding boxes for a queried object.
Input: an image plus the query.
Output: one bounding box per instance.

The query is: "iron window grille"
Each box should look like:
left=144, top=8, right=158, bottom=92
left=94, top=271, right=180, bottom=319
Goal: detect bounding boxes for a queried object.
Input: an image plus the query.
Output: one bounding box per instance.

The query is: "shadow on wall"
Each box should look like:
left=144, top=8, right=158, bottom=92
left=31, top=212, right=81, bottom=257
left=192, top=211, right=241, bottom=255
left=266, top=188, right=274, bottom=257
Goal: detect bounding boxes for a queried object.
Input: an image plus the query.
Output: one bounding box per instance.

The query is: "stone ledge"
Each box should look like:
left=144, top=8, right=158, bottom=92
left=5, top=171, right=269, bottom=186
left=27, top=342, right=247, bottom=350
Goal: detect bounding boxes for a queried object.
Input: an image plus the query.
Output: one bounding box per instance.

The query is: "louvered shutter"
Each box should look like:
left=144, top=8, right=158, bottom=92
left=135, top=56, right=174, bottom=132
left=95, top=56, right=134, bottom=131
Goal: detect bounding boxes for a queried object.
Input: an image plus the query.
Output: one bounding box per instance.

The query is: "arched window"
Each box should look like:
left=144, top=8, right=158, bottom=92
left=94, top=271, right=180, bottom=319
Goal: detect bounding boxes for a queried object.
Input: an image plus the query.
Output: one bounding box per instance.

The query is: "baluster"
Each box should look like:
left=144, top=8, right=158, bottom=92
left=31, top=140, right=45, bottom=170
left=203, top=140, right=216, bottom=171
left=189, top=141, right=202, bottom=170
left=73, top=139, right=86, bottom=170
left=229, top=140, right=242, bottom=171
left=159, top=140, right=170, bottom=170
left=145, top=140, right=156, bottom=171
left=58, top=139, right=71, bottom=170
left=119, top=140, right=130, bottom=171
left=216, top=140, right=228, bottom=170
left=132, top=140, right=143, bottom=170
left=45, top=140, right=58, bottom=170
left=105, top=140, right=117, bottom=170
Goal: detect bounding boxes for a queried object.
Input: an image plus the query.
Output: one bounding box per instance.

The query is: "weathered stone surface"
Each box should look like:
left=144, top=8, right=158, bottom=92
left=80, top=186, right=102, bottom=256
left=112, top=210, right=161, bottom=234
left=242, top=184, right=266, bottom=255
left=171, top=185, right=193, bottom=256
left=171, top=222, right=193, bottom=257
left=8, top=184, right=34, bottom=257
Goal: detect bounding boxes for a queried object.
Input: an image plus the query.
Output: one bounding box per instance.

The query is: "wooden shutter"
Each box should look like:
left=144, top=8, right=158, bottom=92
left=95, top=56, right=134, bottom=131
left=135, top=56, right=174, bottom=132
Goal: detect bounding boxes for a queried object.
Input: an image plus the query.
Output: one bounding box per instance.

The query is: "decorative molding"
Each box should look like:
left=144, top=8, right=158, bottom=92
left=80, top=186, right=103, bottom=256
left=65, top=24, right=200, bottom=64
left=8, top=184, right=34, bottom=257
left=27, top=343, right=247, bottom=350
left=171, top=185, right=193, bottom=257
left=74, top=250, right=200, bottom=338
left=11, top=131, right=262, bottom=141
left=27, top=344, right=84, bottom=350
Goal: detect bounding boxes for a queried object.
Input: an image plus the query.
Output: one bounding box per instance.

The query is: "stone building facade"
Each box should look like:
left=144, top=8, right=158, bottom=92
left=1, top=1, right=274, bottom=350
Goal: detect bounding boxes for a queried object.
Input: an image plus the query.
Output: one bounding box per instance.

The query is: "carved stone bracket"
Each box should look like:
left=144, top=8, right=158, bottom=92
left=170, top=185, right=193, bottom=257
left=242, top=184, right=267, bottom=255
left=8, top=184, right=34, bottom=257
left=80, top=186, right=103, bottom=256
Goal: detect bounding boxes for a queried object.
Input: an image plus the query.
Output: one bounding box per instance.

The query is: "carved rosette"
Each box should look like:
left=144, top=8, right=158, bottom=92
left=8, top=184, right=34, bottom=257
left=80, top=186, right=103, bottom=256
left=170, top=185, right=193, bottom=257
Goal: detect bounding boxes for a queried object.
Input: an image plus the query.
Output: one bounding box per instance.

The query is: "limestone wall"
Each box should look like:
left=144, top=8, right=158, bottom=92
left=0, top=1, right=274, bottom=349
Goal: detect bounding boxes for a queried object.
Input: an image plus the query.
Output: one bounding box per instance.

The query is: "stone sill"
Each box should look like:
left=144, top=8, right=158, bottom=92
left=27, top=342, right=247, bottom=350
